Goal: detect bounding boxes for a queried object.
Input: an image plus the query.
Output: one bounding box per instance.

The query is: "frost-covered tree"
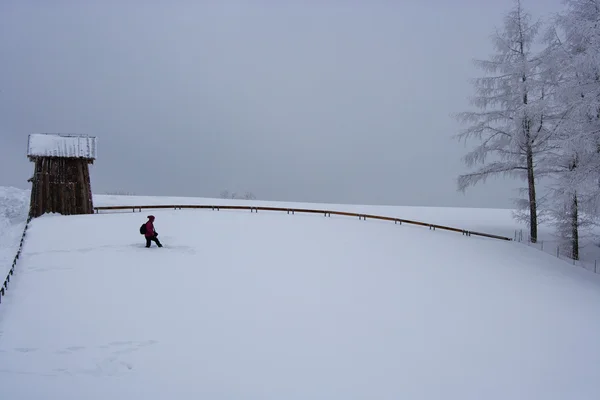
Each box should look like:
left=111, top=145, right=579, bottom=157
left=545, top=145, right=596, bottom=260
left=455, top=0, right=555, bottom=243
left=542, top=0, right=600, bottom=256
left=242, top=191, right=257, bottom=200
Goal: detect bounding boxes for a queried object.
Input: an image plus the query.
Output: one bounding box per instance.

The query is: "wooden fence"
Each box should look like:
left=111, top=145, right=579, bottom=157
left=0, top=217, right=31, bottom=306
left=94, top=204, right=513, bottom=242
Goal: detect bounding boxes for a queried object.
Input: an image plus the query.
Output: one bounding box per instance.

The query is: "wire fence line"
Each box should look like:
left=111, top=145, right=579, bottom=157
left=0, top=216, right=32, bottom=306
left=513, top=229, right=599, bottom=274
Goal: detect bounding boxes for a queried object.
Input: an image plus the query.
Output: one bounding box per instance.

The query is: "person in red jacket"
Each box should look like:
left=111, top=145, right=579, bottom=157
left=145, top=215, right=163, bottom=248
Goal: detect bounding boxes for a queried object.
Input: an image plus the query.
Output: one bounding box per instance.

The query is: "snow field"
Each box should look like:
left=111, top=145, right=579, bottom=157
left=0, top=207, right=600, bottom=399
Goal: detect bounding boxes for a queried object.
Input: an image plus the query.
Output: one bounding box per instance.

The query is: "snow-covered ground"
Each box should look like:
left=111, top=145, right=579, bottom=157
left=1, top=187, right=600, bottom=399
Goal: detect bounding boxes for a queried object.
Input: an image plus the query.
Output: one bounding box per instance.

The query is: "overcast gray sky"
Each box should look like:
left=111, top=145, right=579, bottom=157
left=0, top=0, right=563, bottom=207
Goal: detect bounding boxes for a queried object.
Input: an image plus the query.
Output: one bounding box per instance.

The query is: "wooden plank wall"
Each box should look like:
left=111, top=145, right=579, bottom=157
left=28, top=157, right=94, bottom=218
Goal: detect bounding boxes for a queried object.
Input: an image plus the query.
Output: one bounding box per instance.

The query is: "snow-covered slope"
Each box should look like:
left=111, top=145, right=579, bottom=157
left=1, top=192, right=600, bottom=399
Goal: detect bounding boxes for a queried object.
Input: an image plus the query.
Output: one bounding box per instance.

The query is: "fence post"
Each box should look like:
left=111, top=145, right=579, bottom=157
left=541, top=241, right=544, bottom=251
left=556, top=246, right=559, bottom=258
left=595, top=260, right=597, bottom=273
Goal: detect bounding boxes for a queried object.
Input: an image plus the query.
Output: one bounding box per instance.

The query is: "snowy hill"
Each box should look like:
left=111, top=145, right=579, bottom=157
left=1, top=188, right=600, bottom=399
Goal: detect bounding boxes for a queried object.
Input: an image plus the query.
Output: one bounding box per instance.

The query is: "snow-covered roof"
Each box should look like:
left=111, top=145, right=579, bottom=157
left=27, top=133, right=97, bottom=160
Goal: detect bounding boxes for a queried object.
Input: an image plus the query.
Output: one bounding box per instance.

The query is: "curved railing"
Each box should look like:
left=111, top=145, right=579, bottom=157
left=0, top=216, right=32, bottom=306
left=94, top=204, right=513, bottom=241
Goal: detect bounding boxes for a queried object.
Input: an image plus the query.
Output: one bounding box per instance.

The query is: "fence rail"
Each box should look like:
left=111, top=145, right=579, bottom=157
left=0, top=217, right=32, bottom=306
left=94, top=204, right=513, bottom=242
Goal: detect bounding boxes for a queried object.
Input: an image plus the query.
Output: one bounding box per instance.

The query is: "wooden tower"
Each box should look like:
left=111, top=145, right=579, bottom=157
left=27, top=133, right=97, bottom=218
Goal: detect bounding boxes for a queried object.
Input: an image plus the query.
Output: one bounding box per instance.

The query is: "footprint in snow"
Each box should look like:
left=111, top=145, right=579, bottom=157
left=108, top=340, right=134, bottom=346
left=56, top=345, right=86, bottom=354
left=53, top=368, right=73, bottom=376
left=138, top=339, right=158, bottom=347
left=79, top=357, right=134, bottom=377
left=14, top=347, right=37, bottom=353
left=112, top=340, right=158, bottom=355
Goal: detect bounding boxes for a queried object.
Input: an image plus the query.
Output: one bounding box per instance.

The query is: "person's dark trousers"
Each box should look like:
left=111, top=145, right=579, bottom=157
left=146, top=234, right=162, bottom=248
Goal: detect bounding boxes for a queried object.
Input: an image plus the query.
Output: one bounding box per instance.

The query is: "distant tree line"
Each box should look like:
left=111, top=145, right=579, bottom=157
left=219, top=190, right=257, bottom=200
left=456, top=0, right=600, bottom=260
